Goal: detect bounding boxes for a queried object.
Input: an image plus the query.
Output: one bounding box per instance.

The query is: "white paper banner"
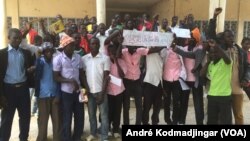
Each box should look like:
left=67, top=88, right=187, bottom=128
left=122, top=30, right=174, bottom=47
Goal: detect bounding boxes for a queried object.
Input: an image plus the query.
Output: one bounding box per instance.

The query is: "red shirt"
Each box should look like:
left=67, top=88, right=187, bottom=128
left=80, top=34, right=92, bottom=54
left=26, top=28, right=38, bottom=45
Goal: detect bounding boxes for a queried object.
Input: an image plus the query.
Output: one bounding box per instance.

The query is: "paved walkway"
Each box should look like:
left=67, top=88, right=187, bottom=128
left=4, top=95, right=250, bottom=141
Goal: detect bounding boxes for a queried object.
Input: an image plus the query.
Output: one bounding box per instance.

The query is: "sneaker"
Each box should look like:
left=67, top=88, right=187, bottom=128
left=114, top=133, right=121, bottom=138
left=108, top=131, right=112, bottom=137
left=85, top=135, right=96, bottom=141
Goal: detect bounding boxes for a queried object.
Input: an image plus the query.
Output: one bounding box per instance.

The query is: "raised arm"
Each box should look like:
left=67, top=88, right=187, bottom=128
left=104, top=29, right=122, bottom=45
left=207, top=7, right=222, bottom=40
left=39, top=18, right=49, bottom=35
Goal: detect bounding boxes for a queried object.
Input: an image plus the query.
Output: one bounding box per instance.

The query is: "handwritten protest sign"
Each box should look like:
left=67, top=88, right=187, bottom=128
left=49, top=20, right=65, bottom=34
left=172, top=28, right=191, bottom=38
left=122, top=30, right=173, bottom=47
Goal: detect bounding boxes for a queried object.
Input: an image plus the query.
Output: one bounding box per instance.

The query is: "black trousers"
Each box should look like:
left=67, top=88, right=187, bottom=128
left=163, top=80, right=182, bottom=125
left=207, top=95, right=232, bottom=125
left=179, top=81, right=204, bottom=125
left=123, top=78, right=142, bottom=125
left=142, top=82, right=163, bottom=125
left=108, top=93, right=123, bottom=133
left=0, top=83, right=30, bottom=141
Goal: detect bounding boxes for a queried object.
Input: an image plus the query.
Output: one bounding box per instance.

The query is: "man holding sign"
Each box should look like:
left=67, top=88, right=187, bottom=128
left=121, top=21, right=167, bottom=125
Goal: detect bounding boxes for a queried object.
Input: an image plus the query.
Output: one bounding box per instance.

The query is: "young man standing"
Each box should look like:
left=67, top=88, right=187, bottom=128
left=36, top=42, right=61, bottom=141
left=95, top=23, right=108, bottom=55
left=53, top=35, right=85, bottom=141
left=207, top=7, right=248, bottom=124
left=200, top=40, right=232, bottom=124
left=0, top=28, right=35, bottom=141
left=82, top=38, right=110, bottom=141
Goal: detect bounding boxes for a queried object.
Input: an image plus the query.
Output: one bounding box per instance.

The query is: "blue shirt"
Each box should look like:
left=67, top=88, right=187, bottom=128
left=4, top=44, right=26, bottom=84
left=39, top=57, right=59, bottom=98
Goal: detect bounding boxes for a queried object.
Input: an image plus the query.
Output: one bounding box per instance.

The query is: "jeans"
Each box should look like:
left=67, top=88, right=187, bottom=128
left=61, top=92, right=84, bottom=141
left=88, top=93, right=108, bottom=141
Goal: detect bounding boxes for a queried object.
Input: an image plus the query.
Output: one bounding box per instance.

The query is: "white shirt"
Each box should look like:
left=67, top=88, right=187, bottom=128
left=96, top=34, right=108, bottom=55
left=82, top=53, right=110, bottom=93
left=143, top=53, right=163, bottom=86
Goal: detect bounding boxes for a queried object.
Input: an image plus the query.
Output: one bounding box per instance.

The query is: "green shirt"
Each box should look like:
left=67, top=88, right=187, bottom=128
left=207, top=59, right=233, bottom=96
left=116, top=24, right=123, bottom=30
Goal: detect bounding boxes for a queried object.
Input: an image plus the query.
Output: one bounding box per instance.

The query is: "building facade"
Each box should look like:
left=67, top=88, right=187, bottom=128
left=1, top=0, right=250, bottom=47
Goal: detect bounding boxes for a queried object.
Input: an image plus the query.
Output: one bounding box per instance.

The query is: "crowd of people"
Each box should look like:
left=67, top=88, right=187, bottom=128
left=0, top=7, right=250, bottom=141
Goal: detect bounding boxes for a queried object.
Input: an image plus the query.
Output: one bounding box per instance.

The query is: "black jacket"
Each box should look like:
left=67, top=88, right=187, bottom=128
left=0, top=47, right=35, bottom=97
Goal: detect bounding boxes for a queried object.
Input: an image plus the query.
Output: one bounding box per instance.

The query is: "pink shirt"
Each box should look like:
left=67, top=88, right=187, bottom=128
left=122, top=48, right=149, bottom=80
left=163, top=49, right=182, bottom=82
left=107, top=59, right=127, bottom=95
left=183, top=46, right=196, bottom=82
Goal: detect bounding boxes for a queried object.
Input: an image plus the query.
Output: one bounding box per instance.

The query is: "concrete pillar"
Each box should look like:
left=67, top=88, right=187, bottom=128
left=209, top=0, right=227, bottom=33
left=12, top=0, right=20, bottom=29
left=96, top=0, right=106, bottom=24
left=0, top=0, right=8, bottom=48
left=236, top=0, right=243, bottom=45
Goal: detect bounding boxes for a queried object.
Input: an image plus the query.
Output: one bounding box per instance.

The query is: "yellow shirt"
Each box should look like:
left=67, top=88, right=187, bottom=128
left=207, top=59, right=233, bottom=96
left=87, top=24, right=93, bottom=33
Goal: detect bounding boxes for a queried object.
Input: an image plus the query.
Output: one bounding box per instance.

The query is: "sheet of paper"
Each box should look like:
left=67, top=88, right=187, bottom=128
left=109, top=74, right=122, bottom=87
left=172, top=28, right=191, bottom=38
left=179, top=79, right=190, bottom=90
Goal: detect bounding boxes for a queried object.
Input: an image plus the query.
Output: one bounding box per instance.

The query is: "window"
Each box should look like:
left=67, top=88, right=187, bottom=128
left=243, top=21, right=250, bottom=37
